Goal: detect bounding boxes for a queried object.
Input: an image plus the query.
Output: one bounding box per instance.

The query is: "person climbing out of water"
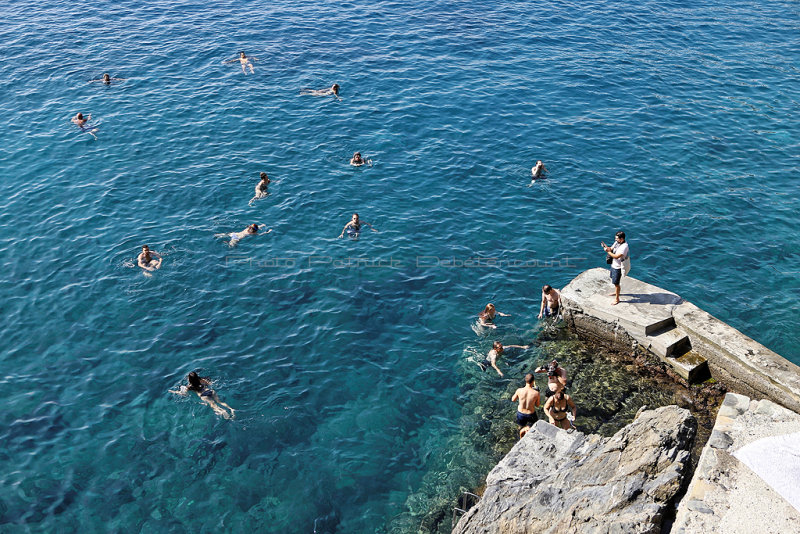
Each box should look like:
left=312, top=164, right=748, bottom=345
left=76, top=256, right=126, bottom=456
left=534, top=360, right=567, bottom=397
left=477, top=341, right=530, bottom=377
left=512, top=373, right=540, bottom=438
left=170, top=371, right=235, bottom=419
left=531, top=160, right=547, bottom=180
left=224, top=51, right=256, bottom=74
left=216, top=223, right=271, bottom=247
left=338, top=213, right=376, bottom=239
left=300, top=83, right=341, bottom=100
left=478, top=303, right=510, bottom=329
left=137, top=245, right=162, bottom=272
left=72, top=112, right=98, bottom=139
left=350, top=152, right=372, bottom=166
left=537, top=285, right=561, bottom=319
left=601, top=231, right=630, bottom=305
left=89, top=73, right=125, bottom=85
left=544, top=389, right=576, bottom=430
left=249, top=172, right=271, bottom=205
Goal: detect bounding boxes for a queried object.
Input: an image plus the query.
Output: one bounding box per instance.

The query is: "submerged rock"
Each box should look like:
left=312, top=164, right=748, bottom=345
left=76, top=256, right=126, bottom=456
left=453, top=405, right=696, bottom=534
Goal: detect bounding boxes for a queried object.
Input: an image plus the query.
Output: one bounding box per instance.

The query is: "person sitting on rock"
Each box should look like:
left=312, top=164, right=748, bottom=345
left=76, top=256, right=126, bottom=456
left=544, top=389, right=576, bottom=430
left=534, top=359, right=567, bottom=397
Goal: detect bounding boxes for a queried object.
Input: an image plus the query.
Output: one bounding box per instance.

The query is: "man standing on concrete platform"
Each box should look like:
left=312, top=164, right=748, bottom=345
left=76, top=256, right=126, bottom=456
left=512, top=374, right=540, bottom=437
left=602, top=231, right=629, bottom=305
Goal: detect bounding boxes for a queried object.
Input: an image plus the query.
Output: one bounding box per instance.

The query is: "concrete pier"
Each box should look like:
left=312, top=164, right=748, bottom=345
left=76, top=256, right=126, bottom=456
left=560, top=268, right=800, bottom=414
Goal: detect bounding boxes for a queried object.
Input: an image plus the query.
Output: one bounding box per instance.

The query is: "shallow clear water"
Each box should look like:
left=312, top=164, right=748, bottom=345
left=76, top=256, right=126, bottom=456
left=0, top=0, right=798, bottom=532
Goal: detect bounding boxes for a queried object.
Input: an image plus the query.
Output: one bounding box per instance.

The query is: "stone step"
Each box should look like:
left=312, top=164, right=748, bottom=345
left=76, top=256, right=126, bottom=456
left=665, top=351, right=709, bottom=383
left=646, top=326, right=690, bottom=358
left=644, top=316, right=676, bottom=336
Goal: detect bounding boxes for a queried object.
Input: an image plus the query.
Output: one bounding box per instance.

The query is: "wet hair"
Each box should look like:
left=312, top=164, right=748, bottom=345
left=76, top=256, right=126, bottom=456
left=543, top=285, right=552, bottom=293
left=102, top=73, right=110, bottom=79
left=525, top=373, right=534, bottom=385
left=249, top=224, right=259, bottom=232
left=76, top=113, right=84, bottom=120
left=352, top=213, right=359, bottom=219
left=353, top=152, right=362, bottom=159
left=616, top=231, right=626, bottom=241
left=332, top=83, right=340, bottom=93
left=479, top=303, right=495, bottom=320
left=260, top=172, right=268, bottom=180
left=240, top=51, right=246, bottom=57
left=142, top=245, right=149, bottom=250
left=187, top=371, right=203, bottom=391
left=492, top=341, right=503, bottom=352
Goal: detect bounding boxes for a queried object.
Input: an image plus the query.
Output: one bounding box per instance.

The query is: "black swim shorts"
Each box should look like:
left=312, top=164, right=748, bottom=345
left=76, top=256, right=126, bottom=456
left=516, top=411, right=538, bottom=427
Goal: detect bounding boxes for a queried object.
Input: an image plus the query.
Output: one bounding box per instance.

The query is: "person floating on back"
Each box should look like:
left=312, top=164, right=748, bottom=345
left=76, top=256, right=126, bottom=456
left=300, top=83, right=341, bottom=101
left=170, top=371, right=235, bottom=419
left=224, top=51, right=257, bottom=74
left=216, top=223, right=271, bottom=247
left=478, top=303, right=510, bottom=329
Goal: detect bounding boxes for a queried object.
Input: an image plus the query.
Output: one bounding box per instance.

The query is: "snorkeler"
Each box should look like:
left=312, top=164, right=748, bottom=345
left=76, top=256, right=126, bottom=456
left=71, top=113, right=98, bottom=139
left=170, top=371, right=235, bottom=419
left=300, top=83, right=341, bottom=100
left=216, top=223, right=271, bottom=247
left=478, top=303, right=511, bottom=329
left=350, top=152, right=372, bottom=167
left=89, top=73, right=125, bottom=85
left=248, top=172, right=271, bottom=205
left=338, top=213, right=377, bottom=239
left=137, top=245, right=162, bottom=272
left=224, top=52, right=257, bottom=74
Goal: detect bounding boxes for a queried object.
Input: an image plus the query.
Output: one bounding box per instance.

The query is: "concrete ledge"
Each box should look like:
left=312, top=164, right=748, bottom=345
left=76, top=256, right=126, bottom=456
left=673, top=393, right=800, bottom=533
left=561, top=268, right=800, bottom=413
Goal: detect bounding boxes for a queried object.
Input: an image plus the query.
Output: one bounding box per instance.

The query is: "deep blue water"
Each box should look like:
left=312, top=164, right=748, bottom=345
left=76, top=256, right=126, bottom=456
left=1, top=0, right=798, bottom=532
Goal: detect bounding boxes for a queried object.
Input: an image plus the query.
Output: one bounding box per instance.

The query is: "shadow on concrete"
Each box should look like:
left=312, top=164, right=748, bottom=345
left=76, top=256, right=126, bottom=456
left=621, top=293, right=684, bottom=306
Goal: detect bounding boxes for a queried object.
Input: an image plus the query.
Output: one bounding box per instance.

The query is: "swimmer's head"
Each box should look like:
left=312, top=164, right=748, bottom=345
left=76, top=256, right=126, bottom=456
left=187, top=371, right=202, bottom=388
left=259, top=172, right=268, bottom=180
left=353, top=152, right=361, bottom=160
left=102, top=73, right=110, bottom=82
left=142, top=245, right=150, bottom=252
left=76, top=113, right=84, bottom=120
left=248, top=224, right=259, bottom=233
left=543, top=285, right=552, bottom=294
left=240, top=51, right=246, bottom=58
left=352, top=213, right=359, bottom=221
left=493, top=341, right=503, bottom=353
left=332, top=83, right=340, bottom=94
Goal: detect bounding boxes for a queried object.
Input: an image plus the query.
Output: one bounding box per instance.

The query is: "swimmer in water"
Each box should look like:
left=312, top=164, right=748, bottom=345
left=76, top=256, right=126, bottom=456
left=71, top=113, right=98, bottom=139
left=224, top=51, right=257, bottom=74
left=216, top=223, right=271, bottom=247
left=137, top=245, right=162, bottom=272
left=89, top=73, right=126, bottom=85
left=350, top=152, right=372, bottom=167
left=531, top=160, right=547, bottom=180
left=170, top=371, right=235, bottom=419
left=478, top=303, right=511, bottom=329
left=476, top=341, right=531, bottom=377
left=300, top=83, right=341, bottom=100
left=248, top=172, right=271, bottom=205
left=338, top=213, right=377, bottom=239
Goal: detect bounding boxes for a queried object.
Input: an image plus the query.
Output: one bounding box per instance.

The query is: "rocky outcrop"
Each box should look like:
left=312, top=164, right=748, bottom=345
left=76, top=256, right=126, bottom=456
left=453, top=406, right=696, bottom=534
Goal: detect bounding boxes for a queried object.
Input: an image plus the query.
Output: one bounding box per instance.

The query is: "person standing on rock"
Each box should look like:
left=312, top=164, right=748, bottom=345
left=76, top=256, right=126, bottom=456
left=601, top=231, right=629, bottom=305
left=512, top=373, right=540, bottom=437
left=537, top=285, right=561, bottom=319
left=534, top=360, right=567, bottom=397
left=544, top=389, right=576, bottom=430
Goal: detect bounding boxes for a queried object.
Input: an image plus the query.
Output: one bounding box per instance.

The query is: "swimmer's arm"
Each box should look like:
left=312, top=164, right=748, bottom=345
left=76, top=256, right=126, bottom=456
left=496, top=311, right=511, bottom=317
left=490, top=360, right=503, bottom=377
left=505, top=344, right=530, bottom=350
left=169, top=386, right=188, bottom=396
left=538, top=294, right=546, bottom=318
left=338, top=222, right=352, bottom=238
left=259, top=228, right=273, bottom=235
left=477, top=317, right=496, bottom=328
left=363, top=221, right=378, bottom=232
left=137, top=255, right=151, bottom=270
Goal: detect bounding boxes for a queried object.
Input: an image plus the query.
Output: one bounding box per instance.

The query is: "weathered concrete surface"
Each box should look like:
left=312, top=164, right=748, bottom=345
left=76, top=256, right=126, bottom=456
left=453, top=406, right=696, bottom=534
left=561, top=268, right=800, bottom=413
left=673, top=393, right=800, bottom=533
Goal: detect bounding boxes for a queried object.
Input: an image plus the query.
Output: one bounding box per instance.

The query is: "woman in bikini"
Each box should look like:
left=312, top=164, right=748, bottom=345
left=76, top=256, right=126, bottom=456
left=478, top=303, right=511, bottom=329
left=544, top=389, right=577, bottom=430
left=170, top=371, right=235, bottom=419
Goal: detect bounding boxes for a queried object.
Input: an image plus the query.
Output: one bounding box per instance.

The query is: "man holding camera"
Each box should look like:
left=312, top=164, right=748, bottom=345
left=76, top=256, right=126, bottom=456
left=534, top=360, right=567, bottom=397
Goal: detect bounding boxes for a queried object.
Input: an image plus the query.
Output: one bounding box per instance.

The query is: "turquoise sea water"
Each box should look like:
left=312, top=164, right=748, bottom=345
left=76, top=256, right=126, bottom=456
left=1, top=0, right=798, bottom=532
